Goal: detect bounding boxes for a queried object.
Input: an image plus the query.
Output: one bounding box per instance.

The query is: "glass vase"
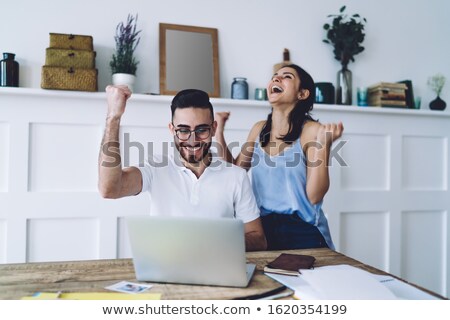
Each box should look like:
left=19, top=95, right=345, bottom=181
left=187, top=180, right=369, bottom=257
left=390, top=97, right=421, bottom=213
left=0, top=52, right=19, bottom=87
left=231, top=77, right=248, bottom=99
left=336, top=67, right=352, bottom=105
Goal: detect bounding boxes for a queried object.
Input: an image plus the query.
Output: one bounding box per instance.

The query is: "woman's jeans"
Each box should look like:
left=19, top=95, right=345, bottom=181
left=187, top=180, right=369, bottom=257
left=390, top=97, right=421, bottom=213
left=261, top=213, right=328, bottom=250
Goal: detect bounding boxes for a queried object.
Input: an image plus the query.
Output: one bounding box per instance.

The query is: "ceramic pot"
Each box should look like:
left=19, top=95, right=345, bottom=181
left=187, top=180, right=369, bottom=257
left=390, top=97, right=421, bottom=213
left=429, top=96, right=446, bottom=111
left=112, top=73, right=136, bottom=92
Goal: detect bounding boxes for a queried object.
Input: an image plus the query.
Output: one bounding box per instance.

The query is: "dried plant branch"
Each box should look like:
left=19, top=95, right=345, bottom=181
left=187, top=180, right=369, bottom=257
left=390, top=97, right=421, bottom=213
left=428, top=74, right=446, bottom=96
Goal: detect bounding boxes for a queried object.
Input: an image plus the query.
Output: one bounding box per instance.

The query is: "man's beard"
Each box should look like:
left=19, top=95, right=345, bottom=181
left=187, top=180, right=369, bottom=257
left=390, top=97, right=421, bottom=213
left=175, top=140, right=211, bottom=164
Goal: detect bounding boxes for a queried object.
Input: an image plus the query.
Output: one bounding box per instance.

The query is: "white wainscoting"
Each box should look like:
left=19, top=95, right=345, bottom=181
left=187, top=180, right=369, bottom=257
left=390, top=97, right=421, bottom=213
left=0, top=123, right=9, bottom=193
left=0, top=87, right=449, bottom=297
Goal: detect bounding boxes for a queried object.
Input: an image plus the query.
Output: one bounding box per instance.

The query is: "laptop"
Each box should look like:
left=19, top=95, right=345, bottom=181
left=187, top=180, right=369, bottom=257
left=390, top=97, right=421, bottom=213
left=126, top=216, right=256, bottom=287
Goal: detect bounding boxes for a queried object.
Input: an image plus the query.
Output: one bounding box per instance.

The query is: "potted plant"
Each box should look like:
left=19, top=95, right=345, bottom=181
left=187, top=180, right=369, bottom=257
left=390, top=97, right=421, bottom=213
left=323, top=6, right=367, bottom=105
left=110, top=14, right=141, bottom=92
left=427, top=73, right=446, bottom=110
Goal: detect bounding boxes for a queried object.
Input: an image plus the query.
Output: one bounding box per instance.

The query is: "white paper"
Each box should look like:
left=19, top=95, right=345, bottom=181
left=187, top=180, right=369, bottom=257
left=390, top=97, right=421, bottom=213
left=371, top=275, right=439, bottom=300
left=300, top=265, right=397, bottom=299
left=265, top=264, right=438, bottom=300
left=265, top=273, right=322, bottom=300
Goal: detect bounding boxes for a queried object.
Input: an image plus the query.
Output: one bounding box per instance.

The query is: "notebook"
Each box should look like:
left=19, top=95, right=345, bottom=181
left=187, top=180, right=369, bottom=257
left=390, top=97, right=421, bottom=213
left=126, top=216, right=256, bottom=287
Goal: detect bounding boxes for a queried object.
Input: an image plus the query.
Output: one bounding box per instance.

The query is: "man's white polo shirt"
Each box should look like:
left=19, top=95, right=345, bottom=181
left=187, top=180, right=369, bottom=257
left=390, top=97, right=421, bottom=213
left=137, top=153, right=260, bottom=223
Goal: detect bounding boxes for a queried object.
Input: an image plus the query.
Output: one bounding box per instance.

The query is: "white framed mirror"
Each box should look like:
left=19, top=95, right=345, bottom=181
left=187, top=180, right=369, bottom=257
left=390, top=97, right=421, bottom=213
left=159, top=23, right=220, bottom=97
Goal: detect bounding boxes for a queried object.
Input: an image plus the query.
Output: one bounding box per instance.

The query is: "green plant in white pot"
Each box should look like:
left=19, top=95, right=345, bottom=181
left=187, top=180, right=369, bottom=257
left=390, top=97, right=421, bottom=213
left=110, top=14, right=141, bottom=92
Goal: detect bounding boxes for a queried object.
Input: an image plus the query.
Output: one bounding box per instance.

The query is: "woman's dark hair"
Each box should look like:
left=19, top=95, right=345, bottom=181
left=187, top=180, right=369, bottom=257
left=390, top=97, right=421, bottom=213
left=259, top=64, right=317, bottom=147
left=171, top=89, right=214, bottom=120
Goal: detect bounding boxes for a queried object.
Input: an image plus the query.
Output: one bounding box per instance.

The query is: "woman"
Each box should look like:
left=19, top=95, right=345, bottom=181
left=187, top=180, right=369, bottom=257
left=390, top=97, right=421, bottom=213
left=215, top=64, right=343, bottom=250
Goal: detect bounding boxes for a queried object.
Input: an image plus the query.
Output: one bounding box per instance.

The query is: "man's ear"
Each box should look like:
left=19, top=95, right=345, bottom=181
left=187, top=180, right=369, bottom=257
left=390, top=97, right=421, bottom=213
left=168, top=122, right=175, bottom=135
left=298, top=89, right=310, bottom=101
left=211, top=120, right=218, bottom=137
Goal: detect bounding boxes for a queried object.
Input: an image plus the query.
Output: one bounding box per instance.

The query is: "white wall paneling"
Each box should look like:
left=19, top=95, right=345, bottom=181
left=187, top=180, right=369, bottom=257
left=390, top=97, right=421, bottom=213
left=340, top=133, right=390, bottom=191
left=340, top=211, right=389, bottom=271
left=0, top=220, right=6, bottom=263
left=117, top=217, right=132, bottom=259
left=28, top=123, right=102, bottom=192
left=0, top=123, right=9, bottom=192
left=402, top=136, right=447, bottom=191
left=27, top=218, right=100, bottom=262
left=1, top=87, right=449, bottom=297
left=401, top=210, right=447, bottom=295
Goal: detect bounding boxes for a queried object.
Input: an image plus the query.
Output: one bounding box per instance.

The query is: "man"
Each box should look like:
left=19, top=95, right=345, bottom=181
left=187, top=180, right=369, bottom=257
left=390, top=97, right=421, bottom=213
left=98, top=85, right=267, bottom=251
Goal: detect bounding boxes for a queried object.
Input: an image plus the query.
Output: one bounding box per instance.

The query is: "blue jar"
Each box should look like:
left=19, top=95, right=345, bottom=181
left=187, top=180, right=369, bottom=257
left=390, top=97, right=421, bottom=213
left=231, top=77, right=248, bottom=99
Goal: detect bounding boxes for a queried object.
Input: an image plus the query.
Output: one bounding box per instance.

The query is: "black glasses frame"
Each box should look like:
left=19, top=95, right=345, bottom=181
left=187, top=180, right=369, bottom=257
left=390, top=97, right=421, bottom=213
left=173, top=123, right=213, bottom=141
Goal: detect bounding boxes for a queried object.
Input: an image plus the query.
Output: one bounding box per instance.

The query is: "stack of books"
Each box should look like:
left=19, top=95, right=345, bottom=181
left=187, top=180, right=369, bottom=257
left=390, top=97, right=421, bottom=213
left=368, top=82, right=408, bottom=108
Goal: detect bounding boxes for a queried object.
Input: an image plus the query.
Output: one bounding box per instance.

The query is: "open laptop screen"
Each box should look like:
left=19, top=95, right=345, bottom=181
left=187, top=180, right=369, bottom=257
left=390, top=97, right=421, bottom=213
left=126, top=216, right=255, bottom=287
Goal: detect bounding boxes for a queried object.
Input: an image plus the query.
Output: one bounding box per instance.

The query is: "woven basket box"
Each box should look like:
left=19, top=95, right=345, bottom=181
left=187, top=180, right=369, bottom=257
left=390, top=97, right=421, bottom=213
left=45, top=48, right=96, bottom=69
left=49, top=33, right=93, bottom=51
left=41, top=66, right=98, bottom=92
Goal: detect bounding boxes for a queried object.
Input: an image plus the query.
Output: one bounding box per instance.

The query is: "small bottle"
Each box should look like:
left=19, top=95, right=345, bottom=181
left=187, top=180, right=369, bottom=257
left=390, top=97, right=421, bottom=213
left=0, top=53, right=19, bottom=87
left=273, top=48, right=291, bottom=73
left=231, top=77, right=248, bottom=99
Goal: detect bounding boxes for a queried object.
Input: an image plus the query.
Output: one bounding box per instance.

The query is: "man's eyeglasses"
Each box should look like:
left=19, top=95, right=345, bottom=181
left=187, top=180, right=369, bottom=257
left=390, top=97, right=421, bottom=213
left=173, top=124, right=213, bottom=141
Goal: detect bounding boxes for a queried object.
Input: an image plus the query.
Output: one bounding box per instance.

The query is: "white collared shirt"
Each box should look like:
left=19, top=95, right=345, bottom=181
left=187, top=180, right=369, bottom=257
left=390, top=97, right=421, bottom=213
left=137, top=152, right=260, bottom=223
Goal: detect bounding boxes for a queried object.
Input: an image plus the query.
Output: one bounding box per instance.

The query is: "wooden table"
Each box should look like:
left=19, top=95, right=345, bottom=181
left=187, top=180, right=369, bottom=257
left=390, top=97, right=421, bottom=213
left=0, top=248, right=442, bottom=300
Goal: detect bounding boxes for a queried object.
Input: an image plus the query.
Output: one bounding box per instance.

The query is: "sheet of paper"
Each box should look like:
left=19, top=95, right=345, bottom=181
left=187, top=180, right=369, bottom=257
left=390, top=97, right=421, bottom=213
left=266, top=264, right=437, bottom=300
left=265, top=273, right=322, bottom=300
left=370, top=274, right=439, bottom=300
left=300, top=265, right=397, bottom=299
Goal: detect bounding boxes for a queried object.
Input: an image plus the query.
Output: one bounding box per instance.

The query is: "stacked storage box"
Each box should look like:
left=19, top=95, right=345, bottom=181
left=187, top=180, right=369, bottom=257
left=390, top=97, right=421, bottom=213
left=41, top=33, right=98, bottom=92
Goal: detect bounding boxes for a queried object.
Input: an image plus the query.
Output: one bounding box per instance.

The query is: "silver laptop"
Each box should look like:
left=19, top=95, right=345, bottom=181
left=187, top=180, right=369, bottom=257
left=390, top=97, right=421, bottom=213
left=126, top=216, right=256, bottom=287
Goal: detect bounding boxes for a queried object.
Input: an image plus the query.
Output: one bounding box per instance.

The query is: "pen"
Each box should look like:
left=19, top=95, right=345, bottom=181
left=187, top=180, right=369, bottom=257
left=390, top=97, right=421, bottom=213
left=257, top=290, right=293, bottom=300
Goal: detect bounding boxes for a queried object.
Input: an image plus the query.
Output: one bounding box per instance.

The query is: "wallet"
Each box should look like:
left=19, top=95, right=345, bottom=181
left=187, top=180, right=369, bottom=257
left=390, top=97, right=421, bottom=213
left=267, top=253, right=316, bottom=271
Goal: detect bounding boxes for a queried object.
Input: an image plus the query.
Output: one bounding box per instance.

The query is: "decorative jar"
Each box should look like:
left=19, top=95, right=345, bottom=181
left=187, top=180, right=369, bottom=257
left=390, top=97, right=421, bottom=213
left=336, top=67, right=352, bottom=105
left=0, top=52, right=19, bottom=87
left=231, top=77, right=248, bottom=99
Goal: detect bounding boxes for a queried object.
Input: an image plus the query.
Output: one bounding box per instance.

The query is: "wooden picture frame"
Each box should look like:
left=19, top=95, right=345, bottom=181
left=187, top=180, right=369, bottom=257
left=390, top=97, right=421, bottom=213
left=159, top=23, right=220, bottom=97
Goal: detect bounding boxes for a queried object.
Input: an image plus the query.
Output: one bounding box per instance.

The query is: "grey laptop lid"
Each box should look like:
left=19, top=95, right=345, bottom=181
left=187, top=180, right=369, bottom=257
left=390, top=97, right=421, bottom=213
left=126, top=216, right=256, bottom=287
